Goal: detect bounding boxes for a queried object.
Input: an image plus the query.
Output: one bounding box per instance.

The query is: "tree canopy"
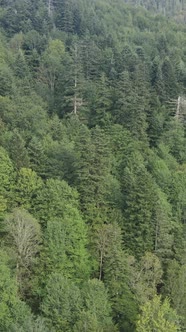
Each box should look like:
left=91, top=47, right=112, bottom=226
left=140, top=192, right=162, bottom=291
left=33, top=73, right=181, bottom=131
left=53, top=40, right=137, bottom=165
left=0, top=0, right=186, bottom=331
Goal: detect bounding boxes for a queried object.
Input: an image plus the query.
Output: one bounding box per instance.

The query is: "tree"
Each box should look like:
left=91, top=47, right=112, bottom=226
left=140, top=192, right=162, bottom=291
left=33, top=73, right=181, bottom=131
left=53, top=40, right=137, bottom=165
left=54, top=0, right=75, bottom=33
left=95, top=222, right=138, bottom=331
left=5, top=208, right=41, bottom=294
left=161, top=57, right=179, bottom=100
left=153, top=188, right=174, bottom=260
left=33, top=178, right=79, bottom=225
left=0, top=64, right=14, bottom=96
left=0, top=249, right=34, bottom=331
left=27, top=137, right=47, bottom=178
left=165, top=260, right=186, bottom=329
left=14, top=168, right=43, bottom=210
left=128, top=252, right=163, bottom=305
left=42, top=204, right=90, bottom=281
left=10, top=316, right=50, bottom=332
left=14, top=49, right=30, bottom=79
left=7, top=130, right=29, bottom=170
left=34, top=178, right=90, bottom=281
left=74, top=279, right=117, bottom=332
left=112, top=70, right=148, bottom=140
left=0, top=146, right=14, bottom=194
left=38, top=39, right=66, bottom=109
left=151, top=56, right=166, bottom=102
left=136, top=295, right=181, bottom=332
left=74, top=125, right=112, bottom=227
left=41, top=273, right=82, bottom=332
left=88, top=73, right=112, bottom=126
left=121, top=151, right=156, bottom=256
left=0, top=146, right=15, bottom=219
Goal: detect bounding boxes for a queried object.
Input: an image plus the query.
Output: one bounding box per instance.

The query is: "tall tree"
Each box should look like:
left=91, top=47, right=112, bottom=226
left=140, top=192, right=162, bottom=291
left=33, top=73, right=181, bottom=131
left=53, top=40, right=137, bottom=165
left=121, top=151, right=156, bottom=256
left=34, top=178, right=90, bottom=281
left=95, top=222, right=138, bottom=331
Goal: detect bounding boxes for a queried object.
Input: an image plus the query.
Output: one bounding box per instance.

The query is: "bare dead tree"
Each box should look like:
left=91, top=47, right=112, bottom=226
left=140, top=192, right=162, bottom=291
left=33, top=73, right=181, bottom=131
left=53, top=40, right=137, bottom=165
left=6, top=208, right=41, bottom=288
left=167, top=96, right=186, bottom=121
left=175, top=96, right=186, bottom=120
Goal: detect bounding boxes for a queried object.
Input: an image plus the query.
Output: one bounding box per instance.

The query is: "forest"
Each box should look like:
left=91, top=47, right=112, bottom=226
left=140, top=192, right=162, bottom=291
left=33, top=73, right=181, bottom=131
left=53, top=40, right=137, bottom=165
left=0, top=0, right=186, bottom=331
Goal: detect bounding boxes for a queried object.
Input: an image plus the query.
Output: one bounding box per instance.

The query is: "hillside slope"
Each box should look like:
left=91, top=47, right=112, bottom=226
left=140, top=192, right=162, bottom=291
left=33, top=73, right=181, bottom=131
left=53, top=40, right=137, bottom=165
left=0, top=0, right=186, bottom=331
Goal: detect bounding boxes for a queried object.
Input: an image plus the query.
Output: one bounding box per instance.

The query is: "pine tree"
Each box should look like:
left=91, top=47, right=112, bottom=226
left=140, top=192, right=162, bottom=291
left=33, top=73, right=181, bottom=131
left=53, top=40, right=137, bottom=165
left=74, top=126, right=112, bottom=227
left=34, top=178, right=90, bottom=281
left=8, top=130, right=29, bottom=169
left=121, top=152, right=156, bottom=256
left=162, top=57, right=179, bottom=100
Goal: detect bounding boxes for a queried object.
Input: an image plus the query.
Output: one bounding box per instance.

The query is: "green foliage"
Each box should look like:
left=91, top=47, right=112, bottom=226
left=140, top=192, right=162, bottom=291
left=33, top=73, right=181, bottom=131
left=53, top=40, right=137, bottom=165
left=99, top=222, right=138, bottom=331
left=129, top=252, right=163, bottom=305
left=10, top=316, right=50, bottom=332
left=39, top=39, right=65, bottom=97
left=34, top=178, right=90, bottom=282
left=0, top=0, right=186, bottom=331
left=165, top=260, right=186, bottom=328
left=121, top=151, right=156, bottom=256
left=136, top=295, right=181, bottom=332
left=14, top=168, right=43, bottom=209
left=41, top=273, right=82, bottom=332
left=74, top=279, right=117, bottom=332
left=42, top=204, right=90, bottom=281
left=0, top=64, right=14, bottom=96
left=0, top=146, right=14, bottom=193
left=7, top=130, right=30, bottom=169
left=0, top=250, right=34, bottom=331
left=0, top=146, right=14, bottom=218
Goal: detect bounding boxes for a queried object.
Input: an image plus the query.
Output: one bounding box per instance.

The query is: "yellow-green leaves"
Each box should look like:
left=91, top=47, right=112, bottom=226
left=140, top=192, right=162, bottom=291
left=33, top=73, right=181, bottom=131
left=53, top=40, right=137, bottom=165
left=136, top=295, right=180, bottom=332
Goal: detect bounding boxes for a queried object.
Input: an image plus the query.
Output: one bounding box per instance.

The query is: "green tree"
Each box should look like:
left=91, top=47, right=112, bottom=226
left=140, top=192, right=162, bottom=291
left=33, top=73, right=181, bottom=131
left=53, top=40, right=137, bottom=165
left=165, top=260, right=186, bottom=328
left=10, top=315, right=50, bottom=332
left=121, top=151, right=156, bottom=256
left=0, top=146, right=14, bottom=193
left=42, top=204, right=90, bottom=281
left=0, top=250, right=33, bottom=331
left=128, top=252, right=163, bottom=305
left=0, top=146, right=14, bottom=217
left=136, top=295, right=181, bottom=332
left=27, top=137, right=47, bottom=177
left=41, top=273, right=82, bottom=332
left=54, top=0, right=75, bottom=33
left=34, top=178, right=90, bottom=281
left=161, top=57, right=179, bottom=100
left=38, top=39, right=66, bottom=109
left=0, top=64, right=14, bottom=96
left=88, top=73, right=112, bottom=126
left=153, top=188, right=174, bottom=260
left=112, top=71, right=147, bottom=140
left=7, top=130, right=29, bottom=170
left=74, top=125, right=112, bottom=227
left=74, top=279, right=117, bottom=332
left=151, top=56, right=166, bottom=102
left=14, top=168, right=43, bottom=210
left=95, top=222, right=138, bottom=331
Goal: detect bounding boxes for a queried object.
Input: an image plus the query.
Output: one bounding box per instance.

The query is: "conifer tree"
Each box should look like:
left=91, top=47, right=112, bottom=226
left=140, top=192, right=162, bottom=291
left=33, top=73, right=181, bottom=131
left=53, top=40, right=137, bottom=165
left=121, top=152, right=156, bottom=256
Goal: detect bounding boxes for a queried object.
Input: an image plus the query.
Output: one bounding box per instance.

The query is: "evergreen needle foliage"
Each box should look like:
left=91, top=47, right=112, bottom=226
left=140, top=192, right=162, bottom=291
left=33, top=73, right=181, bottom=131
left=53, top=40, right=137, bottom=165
left=0, top=0, right=185, bottom=331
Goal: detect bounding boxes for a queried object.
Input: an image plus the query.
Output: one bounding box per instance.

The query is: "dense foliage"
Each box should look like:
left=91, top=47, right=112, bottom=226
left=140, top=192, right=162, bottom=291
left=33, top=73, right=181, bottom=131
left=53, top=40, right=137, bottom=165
left=0, top=0, right=186, bottom=330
